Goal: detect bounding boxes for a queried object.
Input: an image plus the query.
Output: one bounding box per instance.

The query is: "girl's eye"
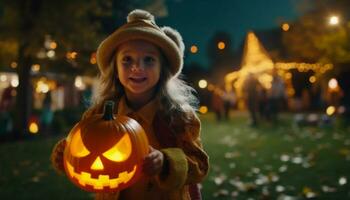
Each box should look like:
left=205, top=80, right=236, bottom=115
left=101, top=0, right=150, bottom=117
left=121, top=56, right=132, bottom=65
left=144, top=56, right=155, bottom=65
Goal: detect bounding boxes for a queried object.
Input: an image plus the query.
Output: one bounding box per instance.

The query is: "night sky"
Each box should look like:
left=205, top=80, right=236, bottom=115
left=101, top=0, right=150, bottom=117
left=156, top=0, right=310, bottom=67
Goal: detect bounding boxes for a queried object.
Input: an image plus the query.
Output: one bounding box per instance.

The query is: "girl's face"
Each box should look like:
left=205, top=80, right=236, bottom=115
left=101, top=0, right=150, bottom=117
left=116, top=40, right=161, bottom=100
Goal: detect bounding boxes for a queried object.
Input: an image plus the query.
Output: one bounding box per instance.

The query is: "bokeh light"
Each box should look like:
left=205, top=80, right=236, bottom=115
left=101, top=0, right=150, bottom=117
left=29, top=122, right=39, bottom=134
left=199, top=106, right=208, bottom=114
left=281, top=23, right=290, bottom=31
left=329, top=16, right=339, bottom=25
left=217, top=41, right=225, bottom=50
left=198, top=79, right=208, bottom=89
left=326, top=106, right=336, bottom=116
left=190, top=45, right=198, bottom=53
left=309, top=76, right=316, bottom=83
left=328, top=78, right=338, bottom=89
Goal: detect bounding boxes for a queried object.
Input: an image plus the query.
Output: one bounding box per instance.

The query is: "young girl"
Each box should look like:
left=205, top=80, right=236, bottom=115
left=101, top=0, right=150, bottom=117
left=51, top=9, right=209, bottom=200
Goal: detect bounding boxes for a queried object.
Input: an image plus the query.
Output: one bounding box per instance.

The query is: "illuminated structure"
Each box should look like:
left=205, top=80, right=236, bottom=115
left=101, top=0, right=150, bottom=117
left=224, top=31, right=333, bottom=107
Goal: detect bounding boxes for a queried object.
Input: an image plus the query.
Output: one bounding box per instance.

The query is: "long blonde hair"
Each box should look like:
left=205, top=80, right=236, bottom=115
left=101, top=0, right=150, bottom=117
left=89, top=53, right=199, bottom=125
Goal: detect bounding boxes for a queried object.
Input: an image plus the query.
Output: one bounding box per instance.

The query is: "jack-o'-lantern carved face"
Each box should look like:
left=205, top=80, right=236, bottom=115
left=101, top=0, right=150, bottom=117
left=63, top=101, right=149, bottom=193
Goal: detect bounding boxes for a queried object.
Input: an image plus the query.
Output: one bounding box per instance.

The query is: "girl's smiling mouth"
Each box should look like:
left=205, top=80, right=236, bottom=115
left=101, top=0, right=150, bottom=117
left=129, top=77, right=147, bottom=83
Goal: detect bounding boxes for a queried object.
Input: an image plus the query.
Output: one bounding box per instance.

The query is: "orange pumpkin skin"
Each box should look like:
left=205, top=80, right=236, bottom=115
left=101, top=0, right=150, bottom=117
left=63, top=102, right=149, bottom=193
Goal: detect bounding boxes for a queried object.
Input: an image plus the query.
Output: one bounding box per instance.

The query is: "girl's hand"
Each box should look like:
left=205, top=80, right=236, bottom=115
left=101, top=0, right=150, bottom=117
left=142, top=146, right=164, bottom=176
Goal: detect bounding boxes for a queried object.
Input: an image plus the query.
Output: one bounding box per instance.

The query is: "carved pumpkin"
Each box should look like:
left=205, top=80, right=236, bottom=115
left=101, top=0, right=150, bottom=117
left=63, top=101, right=149, bottom=192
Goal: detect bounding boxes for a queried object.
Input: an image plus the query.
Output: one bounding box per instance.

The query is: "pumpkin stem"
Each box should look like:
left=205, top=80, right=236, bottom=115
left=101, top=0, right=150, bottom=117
left=102, top=101, right=115, bottom=120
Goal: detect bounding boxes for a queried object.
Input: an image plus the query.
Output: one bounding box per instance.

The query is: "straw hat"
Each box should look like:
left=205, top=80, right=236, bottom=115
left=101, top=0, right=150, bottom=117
left=97, top=9, right=185, bottom=77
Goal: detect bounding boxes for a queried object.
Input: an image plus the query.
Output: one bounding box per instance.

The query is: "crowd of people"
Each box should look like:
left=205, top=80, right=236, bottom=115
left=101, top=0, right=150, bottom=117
left=243, top=71, right=286, bottom=126
left=0, top=86, right=55, bottom=136
left=0, top=86, right=16, bottom=134
left=210, top=70, right=287, bottom=126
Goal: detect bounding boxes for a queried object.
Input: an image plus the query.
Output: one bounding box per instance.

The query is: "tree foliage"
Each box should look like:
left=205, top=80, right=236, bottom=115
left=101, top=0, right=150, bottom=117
left=0, top=0, right=159, bottom=137
left=282, top=0, right=350, bottom=72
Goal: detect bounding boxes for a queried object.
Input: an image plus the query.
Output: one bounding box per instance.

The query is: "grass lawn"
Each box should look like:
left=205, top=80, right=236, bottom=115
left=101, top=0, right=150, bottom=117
left=1, top=112, right=350, bottom=199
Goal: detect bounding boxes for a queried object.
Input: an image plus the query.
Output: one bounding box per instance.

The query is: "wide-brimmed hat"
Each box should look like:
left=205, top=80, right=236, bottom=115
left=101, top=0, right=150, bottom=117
left=97, top=9, right=185, bottom=77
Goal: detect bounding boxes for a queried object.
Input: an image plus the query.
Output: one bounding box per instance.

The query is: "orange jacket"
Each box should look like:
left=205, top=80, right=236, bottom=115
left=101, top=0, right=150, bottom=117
left=51, top=96, right=209, bottom=200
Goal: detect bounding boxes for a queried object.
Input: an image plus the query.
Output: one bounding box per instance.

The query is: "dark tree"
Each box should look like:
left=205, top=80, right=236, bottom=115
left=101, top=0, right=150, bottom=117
left=0, top=0, right=158, bottom=138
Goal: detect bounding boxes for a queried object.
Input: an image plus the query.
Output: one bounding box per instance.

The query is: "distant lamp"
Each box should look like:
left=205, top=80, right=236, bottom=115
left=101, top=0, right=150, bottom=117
left=11, top=78, right=19, bottom=87
left=281, top=23, right=290, bottom=31
left=217, top=42, right=225, bottom=50
left=75, top=76, right=86, bottom=90
left=338, top=106, right=346, bottom=114
left=29, top=122, right=39, bottom=134
left=199, top=106, right=208, bottom=114
left=190, top=45, right=198, bottom=54
left=29, top=116, right=39, bottom=134
left=11, top=62, right=18, bottom=69
left=36, top=80, right=49, bottom=93
left=198, top=79, right=208, bottom=89
left=326, top=106, right=336, bottom=116
left=50, top=42, right=57, bottom=49
left=90, top=52, right=97, bottom=64
left=0, top=75, right=7, bottom=82
left=309, top=76, right=316, bottom=83
left=328, top=78, right=338, bottom=89
left=66, top=51, right=78, bottom=60
left=31, top=64, right=41, bottom=72
left=47, top=50, right=55, bottom=58
left=329, top=16, right=339, bottom=25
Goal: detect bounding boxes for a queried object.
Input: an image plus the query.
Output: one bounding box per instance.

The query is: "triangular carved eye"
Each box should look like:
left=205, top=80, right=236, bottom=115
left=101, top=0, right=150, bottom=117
left=103, top=134, right=132, bottom=162
left=70, top=129, right=90, bottom=157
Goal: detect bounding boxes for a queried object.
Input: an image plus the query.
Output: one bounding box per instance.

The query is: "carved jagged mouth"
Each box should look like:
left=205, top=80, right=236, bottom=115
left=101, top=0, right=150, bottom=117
left=66, top=161, right=137, bottom=190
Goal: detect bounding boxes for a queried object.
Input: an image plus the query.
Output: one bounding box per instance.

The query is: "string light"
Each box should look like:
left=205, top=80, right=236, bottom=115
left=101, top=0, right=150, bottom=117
left=10, top=62, right=18, bottom=69
left=190, top=45, right=198, bottom=54
left=198, top=79, right=208, bottom=89
left=326, top=106, right=336, bottom=116
left=29, top=122, right=39, bottom=134
left=224, top=32, right=333, bottom=99
left=217, top=42, right=225, bottom=50
left=199, top=106, right=208, bottom=114
left=309, top=76, right=316, bottom=83
left=281, top=23, right=290, bottom=31
left=328, top=78, right=338, bottom=89
left=329, top=16, right=339, bottom=25
left=90, top=52, right=97, bottom=64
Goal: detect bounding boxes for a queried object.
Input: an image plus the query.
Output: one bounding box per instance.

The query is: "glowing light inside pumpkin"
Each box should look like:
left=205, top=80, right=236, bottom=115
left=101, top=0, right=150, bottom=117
left=91, top=157, right=104, bottom=170
left=70, top=129, right=90, bottom=157
left=29, top=122, right=39, bottom=134
left=66, top=161, right=137, bottom=190
left=103, top=134, right=132, bottom=162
